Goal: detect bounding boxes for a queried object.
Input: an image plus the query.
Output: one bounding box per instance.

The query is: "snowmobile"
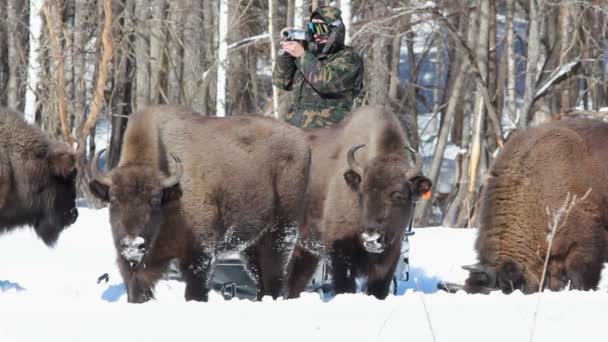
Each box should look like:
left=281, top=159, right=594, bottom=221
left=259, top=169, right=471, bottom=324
left=209, top=230, right=414, bottom=301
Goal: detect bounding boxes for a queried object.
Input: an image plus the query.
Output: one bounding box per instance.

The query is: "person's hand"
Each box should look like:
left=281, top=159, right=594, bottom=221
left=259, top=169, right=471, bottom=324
left=280, top=41, right=305, bottom=58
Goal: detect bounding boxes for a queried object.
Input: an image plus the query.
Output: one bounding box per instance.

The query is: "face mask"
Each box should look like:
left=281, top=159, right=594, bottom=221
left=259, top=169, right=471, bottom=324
left=308, top=21, right=330, bottom=36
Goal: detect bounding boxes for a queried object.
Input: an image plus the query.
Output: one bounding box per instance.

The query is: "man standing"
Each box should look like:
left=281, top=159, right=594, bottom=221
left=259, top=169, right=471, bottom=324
left=273, top=6, right=364, bottom=128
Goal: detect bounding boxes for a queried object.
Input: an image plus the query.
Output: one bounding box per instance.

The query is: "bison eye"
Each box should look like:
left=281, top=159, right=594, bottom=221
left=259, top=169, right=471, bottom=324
left=390, top=191, right=407, bottom=203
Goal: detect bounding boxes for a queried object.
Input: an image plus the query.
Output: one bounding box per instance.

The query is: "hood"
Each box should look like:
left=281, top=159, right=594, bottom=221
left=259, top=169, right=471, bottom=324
left=310, top=6, right=346, bottom=57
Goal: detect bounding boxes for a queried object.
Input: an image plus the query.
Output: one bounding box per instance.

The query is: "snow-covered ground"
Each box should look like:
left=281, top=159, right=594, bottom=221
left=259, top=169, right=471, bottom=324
left=1, top=207, right=608, bottom=342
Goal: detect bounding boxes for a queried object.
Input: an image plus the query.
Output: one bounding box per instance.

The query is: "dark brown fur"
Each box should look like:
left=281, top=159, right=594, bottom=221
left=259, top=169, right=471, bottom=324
left=89, top=105, right=310, bottom=303
left=0, top=107, right=78, bottom=246
left=288, top=106, right=431, bottom=299
left=465, top=118, right=608, bottom=294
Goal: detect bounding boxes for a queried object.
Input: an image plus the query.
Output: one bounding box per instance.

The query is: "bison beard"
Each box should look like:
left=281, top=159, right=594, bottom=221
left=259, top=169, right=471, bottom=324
left=0, top=107, right=79, bottom=247
left=454, top=118, right=608, bottom=294
left=89, top=105, right=310, bottom=303
left=287, top=106, right=432, bottom=300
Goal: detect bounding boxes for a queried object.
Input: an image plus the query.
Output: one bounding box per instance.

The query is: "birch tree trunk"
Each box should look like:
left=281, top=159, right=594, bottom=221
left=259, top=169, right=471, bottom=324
left=294, top=0, right=305, bottom=29
left=134, top=0, right=150, bottom=111
left=340, top=0, right=351, bottom=45
left=268, top=0, right=279, bottom=118
left=149, top=0, right=165, bottom=104
left=24, top=0, right=43, bottom=123
left=216, top=0, right=229, bottom=117
left=519, top=0, right=542, bottom=128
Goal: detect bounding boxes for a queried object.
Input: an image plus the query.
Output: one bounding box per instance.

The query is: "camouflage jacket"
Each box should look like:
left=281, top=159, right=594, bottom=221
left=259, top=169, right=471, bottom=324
left=272, top=47, right=364, bottom=128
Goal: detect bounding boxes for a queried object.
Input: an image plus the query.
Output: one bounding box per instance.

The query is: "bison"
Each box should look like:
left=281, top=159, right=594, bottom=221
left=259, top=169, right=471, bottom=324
left=0, top=107, right=78, bottom=246
left=287, top=106, right=432, bottom=299
left=89, top=105, right=310, bottom=303
left=454, top=118, right=608, bottom=294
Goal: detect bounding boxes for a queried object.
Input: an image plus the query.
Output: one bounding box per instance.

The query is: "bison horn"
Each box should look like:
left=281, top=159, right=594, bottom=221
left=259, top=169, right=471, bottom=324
left=91, top=148, right=112, bottom=187
left=405, top=146, right=424, bottom=179
left=160, top=153, right=183, bottom=188
left=347, top=144, right=366, bottom=176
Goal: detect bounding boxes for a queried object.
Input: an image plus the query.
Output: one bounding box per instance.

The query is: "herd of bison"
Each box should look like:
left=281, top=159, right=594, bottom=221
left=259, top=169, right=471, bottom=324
left=1, top=105, right=607, bottom=303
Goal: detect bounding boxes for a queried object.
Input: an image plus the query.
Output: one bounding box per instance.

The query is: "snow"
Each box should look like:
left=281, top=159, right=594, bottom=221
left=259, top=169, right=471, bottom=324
left=1, top=208, right=608, bottom=342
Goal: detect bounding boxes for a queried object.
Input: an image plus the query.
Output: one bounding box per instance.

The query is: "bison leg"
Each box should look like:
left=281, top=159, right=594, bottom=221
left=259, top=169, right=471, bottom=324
left=564, top=244, right=604, bottom=291
left=119, top=260, right=163, bottom=304
left=286, top=245, right=320, bottom=299
left=251, top=224, right=298, bottom=300
left=330, top=239, right=357, bottom=295
left=241, top=244, right=264, bottom=300
left=366, top=270, right=396, bottom=300
left=181, top=249, right=214, bottom=302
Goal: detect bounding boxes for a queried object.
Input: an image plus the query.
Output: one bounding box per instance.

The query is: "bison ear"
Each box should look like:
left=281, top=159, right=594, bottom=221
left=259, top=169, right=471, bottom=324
left=343, top=170, right=361, bottom=191
left=410, top=176, right=432, bottom=200
left=89, top=180, right=110, bottom=202
left=49, top=150, right=77, bottom=178
left=162, top=183, right=182, bottom=204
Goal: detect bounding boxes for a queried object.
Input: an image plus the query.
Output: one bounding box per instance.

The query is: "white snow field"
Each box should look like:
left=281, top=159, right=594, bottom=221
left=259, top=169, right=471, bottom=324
left=1, top=207, right=607, bottom=342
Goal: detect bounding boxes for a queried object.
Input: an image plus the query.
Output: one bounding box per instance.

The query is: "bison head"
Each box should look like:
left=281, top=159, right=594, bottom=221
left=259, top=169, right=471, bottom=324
left=344, top=145, right=431, bottom=254
left=34, top=144, right=79, bottom=246
left=88, top=150, right=183, bottom=268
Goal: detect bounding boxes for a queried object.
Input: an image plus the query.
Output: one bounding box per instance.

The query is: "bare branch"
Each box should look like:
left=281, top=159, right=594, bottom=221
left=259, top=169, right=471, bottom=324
left=77, top=0, right=113, bottom=150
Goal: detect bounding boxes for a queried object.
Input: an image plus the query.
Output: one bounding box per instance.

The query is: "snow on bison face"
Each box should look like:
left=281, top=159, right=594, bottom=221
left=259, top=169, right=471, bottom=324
left=89, top=151, right=183, bottom=268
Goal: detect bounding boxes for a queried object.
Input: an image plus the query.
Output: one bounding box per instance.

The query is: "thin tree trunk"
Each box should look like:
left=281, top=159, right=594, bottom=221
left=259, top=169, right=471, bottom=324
left=149, top=0, right=165, bottom=104
left=468, top=0, right=490, bottom=193
left=388, top=29, right=402, bottom=101
left=183, top=0, right=203, bottom=111
left=216, top=0, right=229, bottom=117
left=403, top=13, right=418, bottom=150
left=520, top=0, right=543, bottom=128
left=340, top=0, right=351, bottom=45
left=268, top=0, right=279, bottom=118
left=504, top=0, right=516, bottom=125
left=7, top=0, right=26, bottom=110
left=294, top=0, right=305, bottom=29
left=108, top=0, right=133, bottom=169
left=24, top=0, right=43, bottom=123
left=134, top=0, right=150, bottom=111
left=166, top=0, right=184, bottom=105
left=72, top=0, right=89, bottom=135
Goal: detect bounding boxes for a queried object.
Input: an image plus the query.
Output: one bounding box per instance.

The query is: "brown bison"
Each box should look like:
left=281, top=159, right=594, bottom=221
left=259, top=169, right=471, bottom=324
left=89, top=105, right=310, bottom=303
left=287, top=106, right=432, bottom=299
left=0, top=108, right=78, bottom=246
left=456, top=118, right=608, bottom=294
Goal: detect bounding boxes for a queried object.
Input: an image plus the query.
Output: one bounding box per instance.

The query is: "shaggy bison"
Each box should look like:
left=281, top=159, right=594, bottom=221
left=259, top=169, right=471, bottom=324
left=455, top=118, right=608, bottom=294
left=89, top=105, right=310, bottom=303
left=288, top=106, right=432, bottom=299
left=0, top=108, right=78, bottom=246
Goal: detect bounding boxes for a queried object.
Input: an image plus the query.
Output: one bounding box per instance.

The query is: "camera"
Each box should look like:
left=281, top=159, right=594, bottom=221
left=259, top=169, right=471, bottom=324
left=281, top=28, right=311, bottom=42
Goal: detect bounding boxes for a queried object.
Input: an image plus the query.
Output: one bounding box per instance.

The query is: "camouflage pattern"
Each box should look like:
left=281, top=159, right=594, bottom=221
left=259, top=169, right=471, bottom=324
left=312, top=6, right=342, bottom=25
left=272, top=6, right=364, bottom=128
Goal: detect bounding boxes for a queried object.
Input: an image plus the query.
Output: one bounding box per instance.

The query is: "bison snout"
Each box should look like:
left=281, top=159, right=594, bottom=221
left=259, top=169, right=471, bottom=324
left=360, top=229, right=385, bottom=254
left=120, top=236, right=147, bottom=266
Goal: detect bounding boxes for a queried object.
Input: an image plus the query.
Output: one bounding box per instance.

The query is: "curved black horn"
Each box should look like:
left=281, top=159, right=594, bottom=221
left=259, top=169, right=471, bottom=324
left=90, top=148, right=112, bottom=187
left=405, top=146, right=424, bottom=179
left=160, top=153, right=183, bottom=188
left=347, top=144, right=366, bottom=176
